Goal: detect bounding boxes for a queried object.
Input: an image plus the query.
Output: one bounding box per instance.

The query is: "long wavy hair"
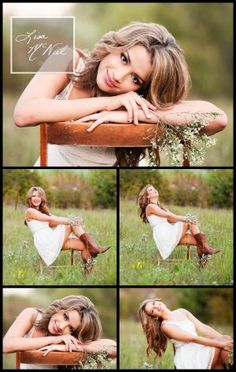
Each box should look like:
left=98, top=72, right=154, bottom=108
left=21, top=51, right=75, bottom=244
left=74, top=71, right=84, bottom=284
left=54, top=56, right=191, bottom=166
left=138, top=299, right=168, bottom=358
left=69, top=22, right=191, bottom=166
left=26, top=186, right=50, bottom=215
left=138, top=184, right=166, bottom=223
left=35, top=295, right=102, bottom=342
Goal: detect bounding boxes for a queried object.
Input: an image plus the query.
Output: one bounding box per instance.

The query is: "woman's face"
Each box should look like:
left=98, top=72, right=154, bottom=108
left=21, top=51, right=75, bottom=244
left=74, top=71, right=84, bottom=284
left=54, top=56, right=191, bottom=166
left=31, top=191, right=42, bottom=209
left=48, top=309, right=81, bottom=336
left=145, top=300, right=166, bottom=318
left=146, top=186, right=159, bottom=199
left=96, top=44, right=152, bottom=95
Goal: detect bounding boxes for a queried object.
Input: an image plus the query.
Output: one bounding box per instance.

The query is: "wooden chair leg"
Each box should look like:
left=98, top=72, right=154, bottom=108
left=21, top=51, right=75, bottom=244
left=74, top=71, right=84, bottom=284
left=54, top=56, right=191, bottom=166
left=71, top=249, right=76, bottom=265
left=40, top=123, right=48, bottom=167
left=187, top=245, right=191, bottom=260
left=16, top=352, right=21, bottom=369
left=157, top=251, right=161, bottom=266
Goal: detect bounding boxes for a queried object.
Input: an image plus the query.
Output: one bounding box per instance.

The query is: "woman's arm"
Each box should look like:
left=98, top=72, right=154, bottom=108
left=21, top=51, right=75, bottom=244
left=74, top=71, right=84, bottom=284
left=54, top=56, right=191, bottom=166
left=79, top=99, right=227, bottom=135
left=3, top=308, right=76, bottom=353
left=26, top=208, right=71, bottom=225
left=162, top=323, right=233, bottom=351
left=179, top=309, right=223, bottom=338
left=146, top=204, right=187, bottom=223
left=39, top=339, right=117, bottom=358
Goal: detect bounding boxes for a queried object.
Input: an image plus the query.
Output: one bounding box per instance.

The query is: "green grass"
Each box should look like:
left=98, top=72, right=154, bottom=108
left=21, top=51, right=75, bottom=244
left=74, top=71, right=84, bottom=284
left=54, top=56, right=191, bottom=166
left=120, top=320, right=232, bottom=369
left=3, top=205, right=116, bottom=285
left=120, top=200, right=233, bottom=285
left=3, top=95, right=233, bottom=166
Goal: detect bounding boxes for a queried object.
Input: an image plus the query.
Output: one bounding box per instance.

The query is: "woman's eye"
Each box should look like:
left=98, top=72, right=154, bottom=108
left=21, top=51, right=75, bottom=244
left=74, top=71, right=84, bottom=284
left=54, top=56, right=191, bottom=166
left=63, top=313, right=69, bottom=320
left=132, top=76, right=141, bottom=85
left=121, top=53, right=127, bottom=64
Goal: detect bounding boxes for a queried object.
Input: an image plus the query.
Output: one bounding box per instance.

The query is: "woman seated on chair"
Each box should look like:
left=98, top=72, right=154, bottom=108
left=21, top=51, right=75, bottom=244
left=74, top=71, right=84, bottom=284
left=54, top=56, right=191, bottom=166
left=13, top=22, right=227, bottom=166
left=138, top=184, right=220, bottom=261
left=138, top=298, right=233, bottom=369
left=3, top=295, right=117, bottom=369
left=25, top=186, right=110, bottom=272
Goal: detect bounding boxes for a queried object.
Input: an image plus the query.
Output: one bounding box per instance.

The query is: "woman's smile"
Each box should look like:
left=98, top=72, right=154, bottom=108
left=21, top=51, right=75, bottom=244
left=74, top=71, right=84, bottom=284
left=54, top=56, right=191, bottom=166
left=105, top=70, right=117, bottom=88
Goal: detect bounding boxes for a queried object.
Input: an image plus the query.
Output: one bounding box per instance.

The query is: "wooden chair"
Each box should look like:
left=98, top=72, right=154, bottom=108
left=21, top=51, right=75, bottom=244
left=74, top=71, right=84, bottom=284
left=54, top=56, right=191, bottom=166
left=16, top=350, right=86, bottom=369
left=39, top=248, right=76, bottom=274
left=40, top=122, right=190, bottom=166
left=157, top=234, right=196, bottom=266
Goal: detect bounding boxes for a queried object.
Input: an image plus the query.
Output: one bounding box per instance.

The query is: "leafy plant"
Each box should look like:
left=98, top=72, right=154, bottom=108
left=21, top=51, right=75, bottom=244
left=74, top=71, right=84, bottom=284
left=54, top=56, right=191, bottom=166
left=147, top=112, right=220, bottom=166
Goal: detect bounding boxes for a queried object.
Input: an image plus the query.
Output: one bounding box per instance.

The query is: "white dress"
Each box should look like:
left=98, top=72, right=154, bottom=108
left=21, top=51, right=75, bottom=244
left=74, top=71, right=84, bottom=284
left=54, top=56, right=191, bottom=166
left=34, top=53, right=116, bottom=167
left=147, top=214, right=183, bottom=259
left=26, top=220, right=65, bottom=266
left=21, top=312, right=57, bottom=369
left=162, top=316, right=215, bottom=369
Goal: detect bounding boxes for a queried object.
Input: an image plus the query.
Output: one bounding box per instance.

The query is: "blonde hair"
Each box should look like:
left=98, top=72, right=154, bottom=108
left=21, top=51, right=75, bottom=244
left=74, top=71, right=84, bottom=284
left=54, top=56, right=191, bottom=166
left=26, top=186, right=50, bottom=215
left=35, top=295, right=102, bottom=342
left=73, top=22, right=190, bottom=108
left=138, top=298, right=167, bottom=358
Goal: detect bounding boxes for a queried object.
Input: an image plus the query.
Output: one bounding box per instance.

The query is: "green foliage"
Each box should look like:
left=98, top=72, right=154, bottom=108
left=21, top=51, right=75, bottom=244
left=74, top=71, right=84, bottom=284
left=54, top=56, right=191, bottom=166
left=120, top=169, right=233, bottom=209
left=206, top=170, right=233, bottom=208
left=3, top=169, right=117, bottom=210
left=3, top=169, right=45, bottom=208
left=120, top=200, right=233, bottom=285
left=88, top=170, right=116, bottom=209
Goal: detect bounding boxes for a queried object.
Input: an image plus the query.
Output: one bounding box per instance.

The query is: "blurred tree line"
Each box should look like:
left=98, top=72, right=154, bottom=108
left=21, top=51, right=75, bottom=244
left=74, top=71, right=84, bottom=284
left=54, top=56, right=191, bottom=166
left=3, top=169, right=116, bottom=209
left=4, top=3, right=233, bottom=100
left=3, top=288, right=116, bottom=339
left=120, top=169, right=233, bottom=209
left=120, top=288, right=233, bottom=325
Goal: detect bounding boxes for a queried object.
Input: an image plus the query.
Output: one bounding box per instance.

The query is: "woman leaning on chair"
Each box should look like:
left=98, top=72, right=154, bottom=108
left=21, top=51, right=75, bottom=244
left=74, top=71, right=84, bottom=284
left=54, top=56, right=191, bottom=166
left=14, top=22, right=227, bottom=166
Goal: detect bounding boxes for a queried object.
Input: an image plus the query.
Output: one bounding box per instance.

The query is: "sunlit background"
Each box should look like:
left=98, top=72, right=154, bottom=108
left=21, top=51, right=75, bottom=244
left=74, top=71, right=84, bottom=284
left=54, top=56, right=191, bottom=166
left=3, top=2, right=233, bottom=166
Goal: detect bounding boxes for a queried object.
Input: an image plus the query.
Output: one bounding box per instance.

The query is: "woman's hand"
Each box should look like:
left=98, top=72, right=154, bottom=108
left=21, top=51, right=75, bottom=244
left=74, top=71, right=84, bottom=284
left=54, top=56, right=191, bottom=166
left=77, top=110, right=130, bottom=132
left=219, top=338, right=233, bottom=352
left=38, top=343, right=84, bottom=356
left=52, top=335, right=81, bottom=352
left=105, top=92, right=156, bottom=124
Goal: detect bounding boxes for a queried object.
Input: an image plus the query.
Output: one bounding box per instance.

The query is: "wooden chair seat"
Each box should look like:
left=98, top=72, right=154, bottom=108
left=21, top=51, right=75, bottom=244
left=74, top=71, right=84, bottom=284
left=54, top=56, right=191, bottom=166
left=16, top=350, right=86, bottom=369
left=40, top=122, right=190, bottom=166
left=157, top=241, right=196, bottom=266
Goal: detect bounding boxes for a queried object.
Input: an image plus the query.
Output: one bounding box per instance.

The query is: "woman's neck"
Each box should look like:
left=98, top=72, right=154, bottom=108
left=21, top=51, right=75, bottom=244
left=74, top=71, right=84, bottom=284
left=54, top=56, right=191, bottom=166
left=149, top=198, right=158, bottom=204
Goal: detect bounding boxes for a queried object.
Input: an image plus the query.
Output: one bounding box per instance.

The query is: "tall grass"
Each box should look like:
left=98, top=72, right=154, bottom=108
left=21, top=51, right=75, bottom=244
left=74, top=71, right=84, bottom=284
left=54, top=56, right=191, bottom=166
left=120, top=200, right=233, bottom=285
left=3, top=205, right=116, bottom=285
left=120, top=320, right=232, bottom=369
left=3, top=95, right=233, bottom=166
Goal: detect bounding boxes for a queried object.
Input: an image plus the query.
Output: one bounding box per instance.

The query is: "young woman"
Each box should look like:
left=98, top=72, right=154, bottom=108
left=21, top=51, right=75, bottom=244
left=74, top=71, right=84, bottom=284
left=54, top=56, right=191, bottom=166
left=138, top=298, right=233, bottom=369
left=25, top=186, right=110, bottom=271
left=138, top=184, right=220, bottom=260
left=3, top=295, right=117, bottom=369
left=14, top=22, right=227, bottom=166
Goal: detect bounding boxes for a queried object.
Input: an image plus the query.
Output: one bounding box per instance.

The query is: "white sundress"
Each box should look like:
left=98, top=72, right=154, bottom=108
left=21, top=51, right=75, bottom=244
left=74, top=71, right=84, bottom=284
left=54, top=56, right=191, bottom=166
left=26, top=220, right=66, bottom=266
left=147, top=214, right=183, bottom=259
left=21, top=312, right=57, bottom=369
left=162, top=316, right=215, bottom=369
left=34, top=52, right=116, bottom=167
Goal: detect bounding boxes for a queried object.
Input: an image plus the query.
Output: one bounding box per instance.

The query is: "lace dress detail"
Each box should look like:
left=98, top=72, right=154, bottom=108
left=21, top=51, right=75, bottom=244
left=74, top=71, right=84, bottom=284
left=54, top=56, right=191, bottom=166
left=21, top=312, right=58, bottom=369
left=34, top=50, right=116, bottom=166
left=26, top=220, right=65, bottom=266
left=146, top=214, right=183, bottom=259
left=162, top=315, right=215, bottom=369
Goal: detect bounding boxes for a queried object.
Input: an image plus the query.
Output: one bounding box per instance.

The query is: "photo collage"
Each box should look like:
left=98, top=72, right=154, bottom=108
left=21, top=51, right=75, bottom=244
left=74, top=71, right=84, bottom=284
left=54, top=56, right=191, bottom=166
left=2, top=2, right=234, bottom=370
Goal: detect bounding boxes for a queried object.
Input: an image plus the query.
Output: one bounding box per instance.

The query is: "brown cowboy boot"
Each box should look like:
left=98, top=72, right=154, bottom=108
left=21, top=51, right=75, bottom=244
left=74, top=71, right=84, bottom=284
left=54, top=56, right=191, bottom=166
left=194, top=232, right=220, bottom=258
left=79, top=233, right=111, bottom=258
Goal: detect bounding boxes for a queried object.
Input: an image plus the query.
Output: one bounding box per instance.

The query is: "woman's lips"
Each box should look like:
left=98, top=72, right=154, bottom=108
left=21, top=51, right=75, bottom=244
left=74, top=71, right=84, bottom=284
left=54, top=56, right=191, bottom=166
left=105, top=70, right=117, bottom=88
left=53, top=322, right=61, bottom=334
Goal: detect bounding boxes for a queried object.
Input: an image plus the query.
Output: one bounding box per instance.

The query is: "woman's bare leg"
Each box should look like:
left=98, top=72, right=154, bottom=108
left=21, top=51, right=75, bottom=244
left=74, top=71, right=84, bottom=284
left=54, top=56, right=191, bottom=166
left=211, top=346, right=231, bottom=369
left=62, top=225, right=91, bottom=262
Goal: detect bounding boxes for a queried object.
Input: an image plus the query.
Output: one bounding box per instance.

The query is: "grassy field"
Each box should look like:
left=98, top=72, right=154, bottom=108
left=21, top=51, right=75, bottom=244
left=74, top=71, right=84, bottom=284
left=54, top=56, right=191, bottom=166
left=3, top=95, right=233, bottom=166
left=120, top=200, right=233, bottom=285
left=120, top=320, right=232, bottom=369
left=3, top=205, right=116, bottom=285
